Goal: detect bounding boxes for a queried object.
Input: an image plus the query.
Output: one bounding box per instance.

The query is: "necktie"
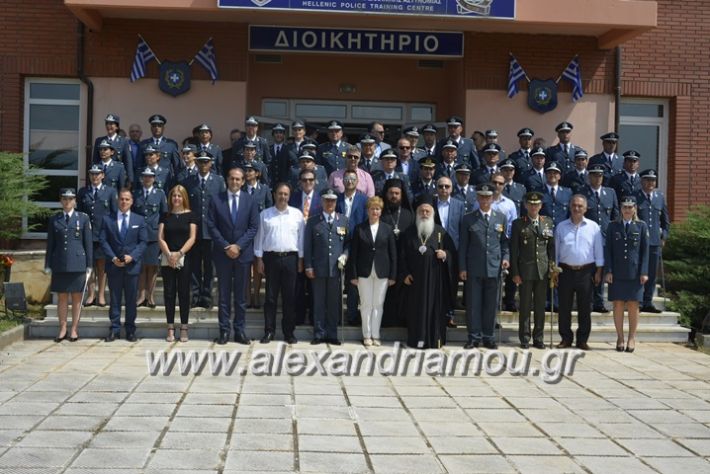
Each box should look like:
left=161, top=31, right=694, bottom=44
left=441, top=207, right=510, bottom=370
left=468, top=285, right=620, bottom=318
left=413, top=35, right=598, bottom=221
left=365, top=159, right=371, bottom=171
left=625, top=222, right=630, bottom=234
left=231, top=193, right=238, bottom=224
left=102, top=163, right=107, bottom=173
left=550, top=187, right=556, bottom=201
left=154, top=138, right=159, bottom=146
left=303, top=195, right=311, bottom=220
left=524, top=150, right=530, bottom=160
left=533, top=220, right=539, bottom=232
left=201, top=178, right=206, bottom=190
left=447, top=165, right=452, bottom=175
left=595, top=190, right=600, bottom=202
left=327, top=216, right=333, bottom=228
left=65, top=213, right=70, bottom=224
left=276, top=145, right=281, bottom=155
left=144, top=190, right=149, bottom=200
left=93, top=187, right=98, bottom=200
left=505, top=184, right=511, bottom=194
left=483, top=213, right=489, bottom=225
left=647, top=193, right=652, bottom=202
left=249, top=187, right=254, bottom=195
left=120, top=213, right=128, bottom=239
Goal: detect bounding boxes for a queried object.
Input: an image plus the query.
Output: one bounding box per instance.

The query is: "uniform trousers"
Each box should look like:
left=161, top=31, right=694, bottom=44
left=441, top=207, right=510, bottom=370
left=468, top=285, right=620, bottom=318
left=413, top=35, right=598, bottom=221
left=263, top=252, right=298, bottom=337
left=162, top=262, right=191, bottom=325
left=557, top=263, right=594, bottom=344
left=642, top=245, right=660, bottom=306
left=518, top=278, right=547, bottom=344
left=466, top=276, right=499, bottom=343
left=312, top=274, right=343, bottom=340
left=107, top=270, right=138, bottom=334
left=358, top=267, right=389, bottom=340
left=190, top=239, right=214, bottom=303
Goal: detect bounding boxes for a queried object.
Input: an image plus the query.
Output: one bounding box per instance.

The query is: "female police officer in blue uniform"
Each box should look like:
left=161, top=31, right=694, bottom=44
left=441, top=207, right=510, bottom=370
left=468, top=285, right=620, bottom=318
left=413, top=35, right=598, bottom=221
left=604, top=195, right=649, bottom=353
left=44, top=188, right=93, bottom=342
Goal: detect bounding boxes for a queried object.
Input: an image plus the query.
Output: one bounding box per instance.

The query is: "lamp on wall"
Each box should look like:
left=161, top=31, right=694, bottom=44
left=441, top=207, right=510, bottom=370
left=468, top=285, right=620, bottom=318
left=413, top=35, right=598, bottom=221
left=339, top=84, right=356, bottom=94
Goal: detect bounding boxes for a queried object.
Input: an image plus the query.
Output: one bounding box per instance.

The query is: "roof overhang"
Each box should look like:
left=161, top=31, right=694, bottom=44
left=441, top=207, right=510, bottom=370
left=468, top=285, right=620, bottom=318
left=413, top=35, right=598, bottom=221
left=65, top=0, right=657, bottom=50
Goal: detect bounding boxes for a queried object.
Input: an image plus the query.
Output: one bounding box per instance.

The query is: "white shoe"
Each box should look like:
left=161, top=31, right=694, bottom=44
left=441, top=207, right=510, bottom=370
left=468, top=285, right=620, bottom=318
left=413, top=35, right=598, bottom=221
left=372, top=339, right=381, bottom=346
left=363, top=338, right=373, bottom=347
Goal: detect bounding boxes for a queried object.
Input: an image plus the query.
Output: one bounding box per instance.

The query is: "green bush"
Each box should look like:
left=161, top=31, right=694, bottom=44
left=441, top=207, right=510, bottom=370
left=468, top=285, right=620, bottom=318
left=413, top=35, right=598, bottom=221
left=0, top=152, right=51, bottom=240
left=664, top=205, right=710, bottom=331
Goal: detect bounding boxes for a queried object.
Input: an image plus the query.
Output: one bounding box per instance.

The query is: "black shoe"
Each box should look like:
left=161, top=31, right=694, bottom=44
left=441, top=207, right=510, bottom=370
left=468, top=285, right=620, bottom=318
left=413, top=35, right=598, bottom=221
left=137, top=300, right=147, bottom=307
left=447, top=320, right=458, bottom=329
left=576, top=342, right=591, bottom=351
left=200, top=298, right=212, bottom=309
left=533, top=341, right=546, bottom=349
left=346, top=320, right=361, bottom=327
left=641, top=305, right=662, bottom=314
left=83, top=300, right=95, bottom=307
left=311, top=338, right=324, bottom=345
left=147, top=302, right=156, bottom=309
left=495, top=322, right=501, bottom=329
left=216, top=331, right=229, bottom=345
left=69, top=336, right=79, bottom=342
left=556, top=340, right=573, bottom=349
left=616, top=344, right=625, bottom=352
left=285, top=335, right=298, bottom=345
left=260, top=332, right=274, bottom=344
left=234, top=332, right=251, bottom=345
left=593, top=306, right=609, bottom=313
left=126, top=332, right=138, bottom=342
left=625, top=345, right=635, bottom=353
left=328, top=338, right=342, bottom=346
left=483, top=341, right=498, bottom=350
left=520, top=342, right=530, bottom=349
left=105, top=332, right=119, bottom=342
left=463, top=341, right=480, bottom=349
left=53, top=333, right=67, bottom=343
left=504, top=303, right=518, bottom=312
left=97, top=303, right=107, bottom=308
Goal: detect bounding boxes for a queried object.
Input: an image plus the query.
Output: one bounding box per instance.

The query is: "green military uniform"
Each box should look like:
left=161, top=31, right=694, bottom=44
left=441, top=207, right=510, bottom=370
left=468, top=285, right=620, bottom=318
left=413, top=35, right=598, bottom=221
left=510, top=192, right=555, bottom=348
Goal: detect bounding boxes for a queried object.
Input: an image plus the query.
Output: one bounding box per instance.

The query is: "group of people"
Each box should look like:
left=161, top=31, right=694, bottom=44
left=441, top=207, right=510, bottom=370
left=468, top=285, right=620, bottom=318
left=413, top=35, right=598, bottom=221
left=44, top=113, right=670, bottom=351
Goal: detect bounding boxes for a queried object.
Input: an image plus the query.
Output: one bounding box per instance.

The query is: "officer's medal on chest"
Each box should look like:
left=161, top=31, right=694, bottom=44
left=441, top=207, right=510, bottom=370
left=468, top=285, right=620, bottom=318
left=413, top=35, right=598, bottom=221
left=75, top=219, right=81, bottom=238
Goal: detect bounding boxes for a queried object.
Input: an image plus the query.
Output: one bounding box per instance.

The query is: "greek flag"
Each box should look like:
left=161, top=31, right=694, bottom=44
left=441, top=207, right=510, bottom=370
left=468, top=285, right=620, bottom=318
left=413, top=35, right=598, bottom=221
left=562, top=56, right=584, bottom=101
left=507, top=54, right=526, bottom=98
left=130, top=38, right=156, bottom=82
left=195, top=38, right=218, bottom=84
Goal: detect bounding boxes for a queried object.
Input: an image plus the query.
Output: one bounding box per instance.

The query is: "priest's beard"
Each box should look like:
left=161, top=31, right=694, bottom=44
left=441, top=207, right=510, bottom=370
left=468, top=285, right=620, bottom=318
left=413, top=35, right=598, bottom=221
left=416, top=215, right=435, bottom=241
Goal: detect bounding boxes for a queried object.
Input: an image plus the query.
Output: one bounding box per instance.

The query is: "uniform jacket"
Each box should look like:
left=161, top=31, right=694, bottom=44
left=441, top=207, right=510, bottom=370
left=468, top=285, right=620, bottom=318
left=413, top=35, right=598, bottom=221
left=45, top=211, right=93, bottom=272
left=411, top=179, right=437, bottom=200
left=235, top=159, right=270, bottom=186
left=371, top=170, right=413, bottom=204
left=435, top=160, right=462, bottom=182
left=604, top=220, right=650, bottom=279
left=185, top=172, right=227, bottom=240
left=502, top=181, right=526, bottom=217
left=459, top=210, right=510, bottom=278
left=358, top=156, right=382, bottom=174
left=545, top=144, right=583, bottom=174
left=140, top=137, right=181, bottom=173
left=206, top=191, right=260, bottom=264
left=347, top=220, right=397, bottom=280
left=317, top=140, right=349, bottom=175
left=609, top=171, right=642, bottom=204
left=635, top=190, right=670, bottom=246
left=589, top=152, right=623, bottom=184
left=510, top=215, right=555, bottom=281
left=540, top=185, right=572, bottom=227
left=561, top=169, right=590, bottom=195
left=144, top=165, right=173, bottom=193
left=100, top=212, right=148, bottom=276
left=175, top=165, right=199, bottom=186
left=197, top=142, right=224, bottom=175
left=336, top=191, right=368, bottom=234
left=231, top=135, right=272, bottom=165
left=583, top=185, right=619, bottom=239
left=452, top=183, right=477, bottom=213
left=269, top=142, right=291, bottom=184
left=469, top=165, right=499, bottom=187
left=304, top=213, right=350, bottom=278
left=243, top=182, right=273, bottom=213
left=434, top=197, right=465, bottom=250
left=93, top=135, right=134, bottom=185
left=99, top=160, right=127, bottom=190
left=509, top=149, right=532, bottom=183
left=438, top=136, right=480, bottom=169
left=77, top=184, right=117, bottom=242
left=523, top=168, right=546, bottom=193
left=132, top=187, right=168, bottom=241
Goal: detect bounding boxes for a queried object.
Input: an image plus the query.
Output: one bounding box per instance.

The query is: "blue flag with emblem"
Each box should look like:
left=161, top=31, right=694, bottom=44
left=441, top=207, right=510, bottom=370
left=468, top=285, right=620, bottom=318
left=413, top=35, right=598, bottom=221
left=159, top=61, right=191, bottom=97
left=130, top=36, right=157, bottom=82
left=561, top=55, right=584, bottom=101
left=194, top=38, right=218, bottom=84
left=507, top=53, right=528, bottom=98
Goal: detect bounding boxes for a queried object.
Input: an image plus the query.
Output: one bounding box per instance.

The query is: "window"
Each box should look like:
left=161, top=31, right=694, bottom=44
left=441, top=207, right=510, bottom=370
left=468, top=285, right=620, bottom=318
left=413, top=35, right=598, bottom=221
left=23, top=79, right=84, bottom=237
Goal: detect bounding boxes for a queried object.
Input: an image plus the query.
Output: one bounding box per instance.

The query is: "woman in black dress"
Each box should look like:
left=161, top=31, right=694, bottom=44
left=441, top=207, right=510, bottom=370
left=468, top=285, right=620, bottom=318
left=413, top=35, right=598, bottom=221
left=158, top=185, right=197, bottom=342
left=604, top=196, right=649, bottom=353
left=44, top=188, right=93, bottom=342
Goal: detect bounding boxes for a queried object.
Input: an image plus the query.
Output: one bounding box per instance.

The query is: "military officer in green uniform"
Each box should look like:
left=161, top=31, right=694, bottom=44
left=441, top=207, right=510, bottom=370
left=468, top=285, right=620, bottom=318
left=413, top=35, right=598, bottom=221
left=510, top=191, right=555, bottom=349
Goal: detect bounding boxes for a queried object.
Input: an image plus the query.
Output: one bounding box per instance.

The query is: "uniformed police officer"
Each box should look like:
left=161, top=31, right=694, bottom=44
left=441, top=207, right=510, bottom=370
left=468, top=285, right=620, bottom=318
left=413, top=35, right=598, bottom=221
left=281, top=120, right=311, bottom=183
left=459, top=183, right=510, bottom=349
left=421, top=123, right=438, bottom=158
left=609, top=150, right=642, bottom=203
left=142, top=144, right=173, bottom=192
left=500, top=159, right=526, bottom=218
left=44, top=188, right=93, bottom=342
left=96, top=139, right=127, bottom=190
left=358, top=134, right=381, bottom=174
left=269, top=122, right=289, bottom=183
left=92, top=114, right=134, bottom=188
left=237, top=141, right=270, bottom=185
left=304, top=188, right=350, bottom=345
left=509, top=127, right=534, bottom=182
left=371, top=148, right=413, bottom=203
left=436, top=139, right=461, bottom=181
left=546, top=121, right=583, bottom=174
left=140, top=114, right=181, bottom=173
left=77, top=165, right=117, bottom=308
left=403, top=126, right=427, bottom=161
left=635, top=169, right=670, bottom=313
left=290, top=150, right=328, bottom=193
left=133, top=168, right=168, bottom=308
left=470, top=143, right=502, bottom=186
left=510, top=192, right=555, bottom=349
left=230, top=116, right=272, bottom=169
left=438, top=116, right=479, bottom=169
left=196, top=123, right=224, bottom=175
left=242, top=162, right=273, bottom=309
left=483, top=130, right=507, bottom=161
left=588, top=132, right=623, bottom=184
left=175, top=144, right=199, bottom=185
left=452, top=163, right=477, bottom=213
left=604, top=195, right=650, bottom=352
left=411, top=158, right=437, bottom=199
left=561, top=149, right=591, bottom=195
left=317, top=120, right=349, bottom=175
left=540, top=161, right=572, bottom=227
left=523, top=147, right=548, bottom=192
left=185, top=152, right=226, bottom=308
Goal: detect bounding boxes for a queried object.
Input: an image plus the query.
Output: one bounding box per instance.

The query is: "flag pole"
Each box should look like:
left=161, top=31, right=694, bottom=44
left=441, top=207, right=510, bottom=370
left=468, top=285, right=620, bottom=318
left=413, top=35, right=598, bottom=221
left=138, top=34, right=161, bottom=65
left=556, top=53, right=579, bottom=84
left=188, top=37, right=214, bottom=66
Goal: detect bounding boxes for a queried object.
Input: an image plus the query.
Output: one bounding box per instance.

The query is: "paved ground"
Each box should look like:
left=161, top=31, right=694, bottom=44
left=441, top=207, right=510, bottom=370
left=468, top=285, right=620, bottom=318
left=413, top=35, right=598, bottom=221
left=0, top=339, right=709, bottom=473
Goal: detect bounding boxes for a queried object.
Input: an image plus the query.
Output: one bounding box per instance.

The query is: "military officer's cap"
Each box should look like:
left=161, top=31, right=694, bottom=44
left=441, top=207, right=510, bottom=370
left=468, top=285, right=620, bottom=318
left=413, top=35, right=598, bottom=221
left=414, top=193, right=435, bottom=209
left=442, top=139, right=458, bottom=150
left=244, top=140, right=257, bottom=149
left=182, top=144, right=197, bottom=153
left=292, top=120, right=305, bottom=129
left=301, top=142, right=317, bottom=151
left=476, top=183, right=494, bottom=196
left=422, top=123, right=437, bottom=134
left=620, top=195, right=637, bottom=207
left=380, top=149, right=398, bottom=160
left=419, top=158, right=436, bottom=168
left=141, top=167, right=156, bottom=177
left=555, top=121, right=573, bottom=132
left=272, top=123, right=286, bottom=133
left=499, top=159, right=516, bottom=169
left=588, top=164, right=606, bottom=174
left=525, top=191, right=543, bottom=204
left=640, top=169, right=658, bottom=180
left=320, top=188, right=338, bottom=200
left=197, top=123, right=211, bottom=132
left=298, top=151, right=316, bottom=161
left=485, top=129, right=499, bottom=138
left=88, top=164, right=104, bottom=174
left=517, top=127, right=534, bottom=138
left=105, top=113, right=120, bottom=124
left=327, top=120, right=343, bottom=130
left=98, top=139, right=116, bottom=150
left=149, top=114, right=167, bottom=125
left=482, top=143, right=502, bottom=154
left=60, top=188, right=77, bottom=198
left=600, top=132, right=619, bottom=142
left=143, top=145, right=159, bottom=155
left=403, top=126, right=419, bottom=138
left=446, top=116, right=463, bottom=127
left=241, top=162, right=256, bottom=171
left=197, top=150, right=213, bottom=160
left=454, top=163, right=472, bottom=174
left=245, top=116, right=259, bottom=126
left=623, top=150, right=641, bottom=160
left=531, top=147, right=546, bottom=157
left=360, top=134, right=376, bottom=145
left=574, top=149, right=589, bottom=159
left=545, top=161, right=562, bottom=173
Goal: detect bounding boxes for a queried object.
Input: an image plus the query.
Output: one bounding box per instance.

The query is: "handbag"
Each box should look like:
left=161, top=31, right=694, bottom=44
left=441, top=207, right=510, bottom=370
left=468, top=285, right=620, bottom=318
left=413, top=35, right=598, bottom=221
left=161, top=252, right=184, bottom=269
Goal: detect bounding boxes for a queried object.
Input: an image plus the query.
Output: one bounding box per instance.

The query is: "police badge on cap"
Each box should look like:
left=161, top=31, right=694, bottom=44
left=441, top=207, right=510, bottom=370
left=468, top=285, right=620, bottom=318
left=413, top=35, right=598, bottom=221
left=476, top=183, right=494, bottom=196
left=245, top=116, right=259, bottom=126
left=105, top=114, right=120, bottom=124
left=640, top=169, right=657, bottom=180
left=531, top=147, right=546, bottom=157
left=517, top=127, right=534, bottom=137
left=442, top=139, right=458, bottom=150
left=60, top=188, right=77, bottom=198
left=198, top=123, right=211, bottom=132
left=360, top=134, right=376, bottom=144
left=182, top=144, right=197, bottom=153
left=545, top=162, right=562, bottom=173
left=620, top=195, right=637, bottom=207
left=98, top=139, right=115, bottom=150
left=555, top=121, right=573, bottom=132
left=149, top=114, right=167, bottom=125
left=482, top=143, right=501, bottom=154
left=623, top=150, right=641, bottom=160
left=327, top=120, right=343, bottom=130
left=272, top=123, right=286, bottom=133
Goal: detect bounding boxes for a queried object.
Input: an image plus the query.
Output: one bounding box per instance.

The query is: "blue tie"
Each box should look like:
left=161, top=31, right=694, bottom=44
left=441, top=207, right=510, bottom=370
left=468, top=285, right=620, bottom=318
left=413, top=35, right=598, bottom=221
left=120, top=213, right=128, bottom=240
left=231, top=193, right=238, bottom=224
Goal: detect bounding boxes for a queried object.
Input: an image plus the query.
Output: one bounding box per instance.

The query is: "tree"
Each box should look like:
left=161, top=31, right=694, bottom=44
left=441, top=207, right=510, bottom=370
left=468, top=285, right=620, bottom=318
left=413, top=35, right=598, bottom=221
left=0, top=152, right=51, bottom=241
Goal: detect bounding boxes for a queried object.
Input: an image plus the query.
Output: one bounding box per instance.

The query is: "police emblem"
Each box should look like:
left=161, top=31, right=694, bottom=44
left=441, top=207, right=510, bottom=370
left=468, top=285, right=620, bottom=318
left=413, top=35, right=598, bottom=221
left=456, top=0, right=493, bottom=16
left=159, top=61, right=191, bottom=97
left=528, top=79, right=558, bottom=114
left=250, top=0, right=272, bottom=5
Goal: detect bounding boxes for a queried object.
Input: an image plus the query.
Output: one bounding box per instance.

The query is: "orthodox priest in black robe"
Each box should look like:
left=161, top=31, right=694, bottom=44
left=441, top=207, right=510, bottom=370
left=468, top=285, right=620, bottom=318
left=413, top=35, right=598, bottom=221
left=399, top=194, right=457, bottom=349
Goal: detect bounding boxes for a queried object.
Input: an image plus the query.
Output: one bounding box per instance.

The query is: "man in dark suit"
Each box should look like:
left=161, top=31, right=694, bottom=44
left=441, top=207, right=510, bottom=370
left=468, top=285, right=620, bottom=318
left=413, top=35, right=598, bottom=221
left=588, top=132, right=622, bottom=184
left=100, top=188, right=147, bottom=342
left=435, top=175, right=465, bottom=328
left=395, top=137, right=420, bottom=184
left=92, top=113, right=134, bottom=187
left=509, top=127, right=534, bottom=183
left=545, top=122, right=582, bottom=174
left=438, top=116, right=479, bottom=169
left=206, top=166, right=260, bottom=345
left=561, top=149, right=591, bottom=195
left=140, top=114, right=181, bottom=174
left=196, top=123, right=224, bottom=176
left=304, top=189, right=350, bottom=344
left=609, top=150, right=642, bottom=205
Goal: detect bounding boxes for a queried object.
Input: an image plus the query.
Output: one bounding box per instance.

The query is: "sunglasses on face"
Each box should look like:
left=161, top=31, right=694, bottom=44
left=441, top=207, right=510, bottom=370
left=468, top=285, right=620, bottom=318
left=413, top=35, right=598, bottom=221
left=301, top=178, right=315, bottom=182
left=438, top=184, right=451, bottom=189
left=398, top=146, right=411, bottom=150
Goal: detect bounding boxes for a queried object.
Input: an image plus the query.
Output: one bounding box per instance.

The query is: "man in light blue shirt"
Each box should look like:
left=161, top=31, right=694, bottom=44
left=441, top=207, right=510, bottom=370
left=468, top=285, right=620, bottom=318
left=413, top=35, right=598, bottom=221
left=554, top=194, right=604, bottom=350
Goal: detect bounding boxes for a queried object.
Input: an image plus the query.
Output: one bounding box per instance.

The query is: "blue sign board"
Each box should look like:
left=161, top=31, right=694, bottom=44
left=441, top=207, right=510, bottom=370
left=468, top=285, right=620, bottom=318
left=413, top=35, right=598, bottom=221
left=220, top=0, right=515, bottom=19
left=249, top=26, right=464, bottom=57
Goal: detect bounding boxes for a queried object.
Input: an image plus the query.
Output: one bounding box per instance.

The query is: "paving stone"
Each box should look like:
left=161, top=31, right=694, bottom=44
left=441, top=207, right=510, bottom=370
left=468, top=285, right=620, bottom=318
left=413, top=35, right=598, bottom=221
left=102, top=416, right=169, bottom=432
left=113, top=403, right=175, bottom=417
left=555, top=438, right=627, bottom=456
left=230, top=433, right=293, bottom=451
left=237, top=405, right=293, bottom=419
left=54, top=403, right=120, bottom=417
left=369, top=454, right=444, bottom=473
left=439, top=454, right=516, bottom=474
left=147, top=448, right=222, bottom=470
left=71, top=447, right=151, bottom=468
left=617, top=438, right=695, bottom=457
left=17, top=430, right=93, bottom=448
left=464, top=408, right=526, bottom=423
left=491, top=437, right=563, bottom=455
left=593, top=421, right=665, bottom=439
left=0, top=416, right=43, bottom=430
left=224, top=450, right=294, bottom=471
left=653, top=423, right=710, bottom=438
left=478, top=422, right=545, bottom=438
left=294, top=405, right=351, bottom=420
left=298, top=434, right=361, bottom=453
left=508, top=455, right=586, bottom=474
left=89, top=431, right=160, bottom=448
left=428, top=436, right=497, bottom=454
left=0, top=402, right=60, bottom=416
left=0, top=447, right=78, bottom=468
left=177, top=403, right=236, bottom=418
left=363, top=436, right=430, bottom=454
left=36, top=416, right=107, bottom=432
left=676, top=438, right=710, bottom=456
left=348, top=396, right=402, bottom=408
left=575, top=456, right=663, bottom=474
left=297, top=419, right=357, bottom=436
left=232, top=418, right=292, bottom=434
left=298, top=452, right=368, bottom=473
left=0, top=430, right=23, bottom=447
left=159, top=432, right=227, bottom=449
left=357, top=421, right=420, bottom=437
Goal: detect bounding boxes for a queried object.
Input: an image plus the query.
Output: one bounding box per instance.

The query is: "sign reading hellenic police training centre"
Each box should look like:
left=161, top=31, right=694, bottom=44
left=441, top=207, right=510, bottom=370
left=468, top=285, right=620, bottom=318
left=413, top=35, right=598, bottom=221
left=220, top=0, right=515, bottom=19
left=249, top=26, right=464, bottom=57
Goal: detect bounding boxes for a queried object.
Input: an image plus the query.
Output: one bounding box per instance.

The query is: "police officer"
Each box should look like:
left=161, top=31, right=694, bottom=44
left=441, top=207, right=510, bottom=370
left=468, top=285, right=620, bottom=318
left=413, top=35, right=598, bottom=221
left=546, top=122, right=582, bottom=174
left=237, top=141, right=270, bottom=185
left=304, top=188, right=350, bottom=345
left=281, top=120, right=311, bottom=183
left=588, top=132, right=622, bottom=184
left=411, top=158, right=437, bottom=199
left=510, top=191, right=554, bottom=349
left=175, top=144, right=199, bottom=185
left=143, top=144, right=173, bottom=192
left=470, top=143, right=502, bottom=186
left=96, top=139, right=127, bottom=190
left=438, top=116, right=479, bottom=169
left=459, top=183, right=510, bottom=349
left=185, top=152, right=226, bottom=308
left=371, top=148, right=413, bottom=203
left=290, top=150, right=328, bottom=193
left=584, top=164, right=619, bottom=313
left=437, top=139, right=461, bottom=181
left=604, top=195, right=650, bottom=352
left=230, top=116, right=272, bottom=168
left=421, top=123, right=438, bottom=158
left=483, top=129, right=507, bottom=161
left=451, top=164, right=477, bottom=213
left=44, top=188, right=93, bottom=342
left=609, top=150, right=642, bottom=203
left=77, top=165, right=117, bottom=308
left=509, top=127, right=534, bottom=182
left=133, top=168, right=168, bottom=308
left=540, top=162, right=572, bottom=227
left=561, top=149, right=591, bottom=195
left=403, top=126, right=427, bottom=161
left=92, top=113, right=134, bottom=187
left=358, top=134, right=381, bottom=174
left=140, top=114, right=181, bottom=173
left=195, top=123, right=223, bottom=175
left=635, top=169, right=670, bottom=313
left=269, top=122, right=289, bottom=183
left=243, top=162, right=273, bottom=309
left=317, top=120, right=349, bottom=175
left=500, top=159, right=526, bottom=217
left=523, top=147, right=548, bottom=192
